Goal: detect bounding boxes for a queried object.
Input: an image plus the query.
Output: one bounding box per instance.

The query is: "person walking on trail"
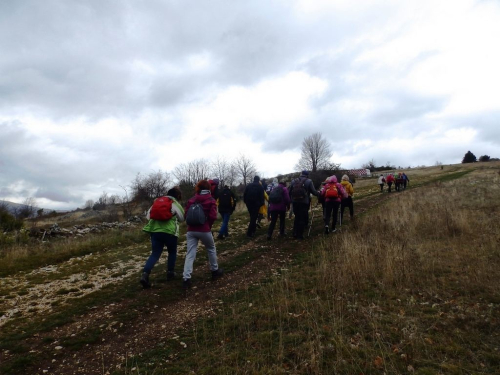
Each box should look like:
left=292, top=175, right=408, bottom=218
left=402, top=173, right=410, bottom=189
left=257, top=182, right=269, bottom=228
left=321, top=175, right=347, bottom=234
left=244, top=175, right=265, bottom=238
left=340, top=174, right=354, bottom=223
left=182, top=180, right=223, bottom=289
left=267, top=181, right=290, bottom=240
left=266, top=178, right=279, bottom=220
left=378, top=174, right=385, bottom=192
left=140, top=187, right=185, bottom=289
left=216, top=185, right=237, bottom=240
left=289, top=170, right=320, bottom=240
left=385, top=173, right=394, bottom=193
left=208, top=178, right=220, bottom=200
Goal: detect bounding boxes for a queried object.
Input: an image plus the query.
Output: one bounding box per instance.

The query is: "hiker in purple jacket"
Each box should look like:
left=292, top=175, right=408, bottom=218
left=267, top=181, right=291, bottom=240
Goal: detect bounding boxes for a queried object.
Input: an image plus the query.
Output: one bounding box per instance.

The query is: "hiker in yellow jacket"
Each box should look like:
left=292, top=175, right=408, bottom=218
left=340, top=175, right=354, bottom=223
left=257, top=185, right=269, bottom=228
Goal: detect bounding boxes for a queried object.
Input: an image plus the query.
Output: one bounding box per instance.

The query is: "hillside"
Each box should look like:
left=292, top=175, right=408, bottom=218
left=0, top=162, right=499, bottom=374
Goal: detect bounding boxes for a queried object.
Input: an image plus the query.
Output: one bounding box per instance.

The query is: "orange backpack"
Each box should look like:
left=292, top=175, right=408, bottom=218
left=325, top=184, right=340, bottom=199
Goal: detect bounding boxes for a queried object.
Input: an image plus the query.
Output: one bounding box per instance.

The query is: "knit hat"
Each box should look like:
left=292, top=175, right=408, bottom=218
left=212, top=178, right=219, bottom=185
left=301, top=170, right=309, bottom=176
left=253, top=175, right=260, bottom=182
left=341, top=174, right=349, bottom=181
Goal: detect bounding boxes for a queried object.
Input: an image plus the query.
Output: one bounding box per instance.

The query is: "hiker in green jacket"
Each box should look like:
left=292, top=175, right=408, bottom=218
left=140, top=187, right=185, bottom=288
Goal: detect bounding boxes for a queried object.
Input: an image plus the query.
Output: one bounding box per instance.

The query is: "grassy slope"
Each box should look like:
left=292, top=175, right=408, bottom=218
left=1, top=163, right=499, bottom=374
left=127, top=164, right=500, bottom=374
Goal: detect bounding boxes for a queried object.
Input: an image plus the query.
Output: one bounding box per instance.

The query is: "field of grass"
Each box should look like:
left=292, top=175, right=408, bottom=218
left=0, top=162, right=499, bottom=374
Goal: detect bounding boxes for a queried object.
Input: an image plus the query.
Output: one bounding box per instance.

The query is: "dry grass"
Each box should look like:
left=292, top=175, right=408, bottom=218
left=142, top=166, right=500, bottom=374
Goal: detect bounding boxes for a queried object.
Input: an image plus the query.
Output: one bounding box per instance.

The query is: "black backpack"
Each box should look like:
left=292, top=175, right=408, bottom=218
left=245, top=183, right=262, bottom=204
left=269, top=186, right=284, bottom=204
left=186, top=202, right=206, bottom=226
left=291, top=178, right=307, bottom=202
left=218, top=190, right=233, bottom=210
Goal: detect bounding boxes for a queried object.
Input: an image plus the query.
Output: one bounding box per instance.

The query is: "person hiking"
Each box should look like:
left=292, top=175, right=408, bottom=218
left=340, top=174, right=354, bottom=222
left=140, top=187, right=185, bottom=288
left=289, top=170, right=320, bottom=240
left=182, top=180, right=223, bottom=289
left=267, top=181, right=290, bottom=240
left=244, top=175, right=265, bottom=238
left=257, top=182, right=269, bottom=228
left=402, top=173, right=410, bottom=189
left=321, top=175, right=347, bottom=234
left=385, top=173, right=394, bottom=193
left=378, top=174, right=385, bottom=192
left=266, top=178, right=279, bottom=220
left=208, top=178, right=220, bottom=200
left=216, top=185, right=237, bottom=240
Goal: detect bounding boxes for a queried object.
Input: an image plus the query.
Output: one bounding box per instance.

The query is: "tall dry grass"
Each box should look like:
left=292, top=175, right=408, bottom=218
left=166, top=169, right=500, bottom=374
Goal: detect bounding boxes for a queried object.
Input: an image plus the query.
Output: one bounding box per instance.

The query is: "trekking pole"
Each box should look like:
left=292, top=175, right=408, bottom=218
left=308, top=201, right=314, bottom=237
left=338, top=205, right=342, bottom=228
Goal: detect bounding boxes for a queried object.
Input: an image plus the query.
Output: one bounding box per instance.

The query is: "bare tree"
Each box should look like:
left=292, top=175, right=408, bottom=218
left=295, top=132, right=332, bottom=172
left=130, top=170, right=173, bottom=202
left=234, top=154, right=257, bottom=186
left=225, top=163, right=239, bottom=187
left=18, top=197, right=37, bottom=219
left=210, top=156, right=232, bottom=186
left=84, top=199, right=94, bottom=210
left=173, top=159, right=210, bottom=186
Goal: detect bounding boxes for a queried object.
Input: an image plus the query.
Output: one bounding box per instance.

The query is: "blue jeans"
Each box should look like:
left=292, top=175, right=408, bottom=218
left=218, top=213, right=231, bottom=236
left=143, top=232, right=178, bottom=274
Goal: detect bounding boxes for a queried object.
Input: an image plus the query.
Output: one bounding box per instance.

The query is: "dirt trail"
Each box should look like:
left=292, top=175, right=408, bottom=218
left=2, top=190, right=394, bottom=375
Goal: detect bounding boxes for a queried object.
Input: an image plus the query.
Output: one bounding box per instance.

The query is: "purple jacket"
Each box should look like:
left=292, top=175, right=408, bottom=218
left=269, top=183, right=291, bottom=212
left=185, top=190, right=217, bottom=232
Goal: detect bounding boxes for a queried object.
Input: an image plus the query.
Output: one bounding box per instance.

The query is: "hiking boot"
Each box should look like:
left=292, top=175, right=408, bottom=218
left=217, top=234, right=225, bottom=240
left=167, top=271, right=176, bottom=281
left=140, top=272, right=151, bottom=289
left=256, top=222, right=262, bottom=229
left=267, top=235, right=272, bottom=241
left=331, top=228, right=337, bottom=233
left=324, top=226, right=329, bottom=235
left=182, top=278, right=192, bottom=289
left=212, top=268, right=224, bottom=281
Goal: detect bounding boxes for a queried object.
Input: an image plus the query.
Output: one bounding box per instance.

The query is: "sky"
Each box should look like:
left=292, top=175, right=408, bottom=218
left=1, top=0, right=499, bottom=210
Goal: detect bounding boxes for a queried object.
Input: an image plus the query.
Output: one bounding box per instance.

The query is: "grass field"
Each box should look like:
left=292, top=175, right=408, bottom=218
left=1, top=162, right=499, bottom=374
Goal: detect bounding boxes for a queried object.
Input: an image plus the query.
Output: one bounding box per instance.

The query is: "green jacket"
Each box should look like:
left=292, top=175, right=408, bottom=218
left=142, top=197, right=185, bottom=237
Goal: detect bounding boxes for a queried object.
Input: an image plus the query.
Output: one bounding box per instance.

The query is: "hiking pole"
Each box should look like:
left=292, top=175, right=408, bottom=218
left=308, top=201, right=314, bottom=237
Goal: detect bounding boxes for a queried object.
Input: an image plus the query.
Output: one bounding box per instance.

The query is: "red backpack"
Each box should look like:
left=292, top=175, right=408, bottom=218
left=325, top=184, right=340, bottom=199
left=149, top=196, right=174, bottom=221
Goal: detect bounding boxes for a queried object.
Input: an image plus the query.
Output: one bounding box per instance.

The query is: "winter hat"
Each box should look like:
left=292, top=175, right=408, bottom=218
left=326, top=175, right=338, bottom=183
left=212, top=178, right=219, bottom=185
left=253, top=175, right=260, bottom=182
left=341, top=174, right=349, bottom=181
left=301, top=170, right=309, bottom=176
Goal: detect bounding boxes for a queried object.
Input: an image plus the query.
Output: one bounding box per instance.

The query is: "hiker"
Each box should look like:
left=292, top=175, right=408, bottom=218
left=140, top=187, right=185, bottom=288
left=267, top=181, right=290, bottom=240
left=257, top=181, right=269, bottom=228
left=321, top=175, right=347, bottom=234
left=243, top=175, right=265, bottom=238
left=385, top=173, right=394, bottom=193
left=402, top=173, right=410, bottom=189
left=216, top=185, right=237, bottom=240
left=266, top=178, right=279, bottom=220
left=340, top=174, right=354, bottom=222
left=395, top=173, right=403, bottom=192
left=208, top=178, right=220, bottom=200
left=182, top=180, right=223, bottom=289
left=377, top=174, right=385, bottom=192
left=289, top=170, right=320, bottom=239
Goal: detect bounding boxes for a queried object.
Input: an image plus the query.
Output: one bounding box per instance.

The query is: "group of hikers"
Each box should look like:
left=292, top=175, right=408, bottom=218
left=139, top=170, right=356, bottom=290
left=377, top=172, right=410, bottom=193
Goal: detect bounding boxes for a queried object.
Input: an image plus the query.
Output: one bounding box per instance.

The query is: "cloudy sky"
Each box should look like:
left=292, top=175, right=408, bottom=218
left=1, top=0, right=499, bottom=210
